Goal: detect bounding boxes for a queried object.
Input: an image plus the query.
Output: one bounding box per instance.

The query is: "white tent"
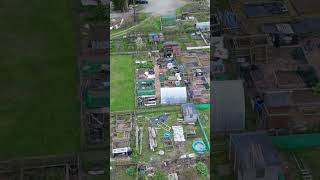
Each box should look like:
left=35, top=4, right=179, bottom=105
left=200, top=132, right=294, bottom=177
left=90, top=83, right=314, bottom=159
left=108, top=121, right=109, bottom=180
left=161, top=87, right=187, bottom=104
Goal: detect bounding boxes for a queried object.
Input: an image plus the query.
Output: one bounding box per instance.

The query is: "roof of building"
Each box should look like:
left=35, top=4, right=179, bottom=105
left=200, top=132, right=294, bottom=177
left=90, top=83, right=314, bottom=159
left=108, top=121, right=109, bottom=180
left=196, top=22, right=210, bottom=29
left=264, top=91, right=291, bottom=107
left=161, top=87, right=187, bottom=104
left=182, top=103, right=199, bottom=117
left=230, top=131, right=282, bottom=171
left=211, top=80, right=245, bottom=132
left=163, top=41, right=179, bottom=46
left=291, top=17, right=320, bottom=34
left=172, top=126, right=185, bottom=142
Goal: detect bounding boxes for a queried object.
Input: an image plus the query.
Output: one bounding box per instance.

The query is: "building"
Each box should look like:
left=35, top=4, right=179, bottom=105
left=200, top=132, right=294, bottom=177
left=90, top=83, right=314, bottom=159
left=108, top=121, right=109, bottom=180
left=163, top=41, right=181, bottom=57
left=182, top=103, right=199, bottom=122
left=211, top=80, right=245, bottom=133
left=195, top=22, right=210, bottom=30
left=257, top=89, right=320, bottom=132
left=161, top=87, right=187, bottom=104
left=230, top=131, right=284, bottom=180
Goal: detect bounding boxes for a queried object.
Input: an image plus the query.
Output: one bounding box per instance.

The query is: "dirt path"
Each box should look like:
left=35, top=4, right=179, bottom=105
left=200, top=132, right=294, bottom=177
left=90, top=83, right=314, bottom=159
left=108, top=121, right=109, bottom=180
left=154, top=63, right=161, bottom=101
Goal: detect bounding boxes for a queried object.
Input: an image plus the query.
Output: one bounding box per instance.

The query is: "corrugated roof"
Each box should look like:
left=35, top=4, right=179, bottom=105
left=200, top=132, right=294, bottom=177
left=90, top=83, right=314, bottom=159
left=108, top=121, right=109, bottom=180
left=211, top=80, right=245, bottom=132
left=182, top=103, right=199, bottom=116
left=231, top=131, right=282, bottom=171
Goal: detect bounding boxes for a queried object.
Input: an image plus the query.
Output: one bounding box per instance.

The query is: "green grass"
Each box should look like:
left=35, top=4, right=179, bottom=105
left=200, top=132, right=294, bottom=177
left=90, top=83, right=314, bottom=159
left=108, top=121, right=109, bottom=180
left=0, top=0, right=80, bottom=159
left=134, top=108, right=210, bottom=163
left=296, top=149, right=320, bottom=180
left=111, top=16, right=160, bottom=39
left=110, top=55, right=135, bottom=112
left=133, top=16, right=161, bottom=32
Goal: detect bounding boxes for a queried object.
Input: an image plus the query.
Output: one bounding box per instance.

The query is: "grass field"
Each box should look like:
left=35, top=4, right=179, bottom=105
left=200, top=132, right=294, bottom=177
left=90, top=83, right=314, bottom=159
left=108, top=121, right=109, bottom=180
left=110, top=55, right=135, bottom=112
left=0, top=0, right=80, bottom=159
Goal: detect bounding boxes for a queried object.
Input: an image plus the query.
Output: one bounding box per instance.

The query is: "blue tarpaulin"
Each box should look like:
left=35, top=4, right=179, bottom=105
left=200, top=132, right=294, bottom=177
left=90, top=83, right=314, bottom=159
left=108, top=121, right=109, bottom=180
left=291, top=17, right=320, bottom=34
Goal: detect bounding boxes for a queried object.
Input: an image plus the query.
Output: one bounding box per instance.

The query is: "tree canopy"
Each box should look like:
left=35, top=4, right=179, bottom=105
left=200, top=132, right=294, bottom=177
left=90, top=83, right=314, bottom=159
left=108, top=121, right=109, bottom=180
left=111, top=0, right=128, bottom=11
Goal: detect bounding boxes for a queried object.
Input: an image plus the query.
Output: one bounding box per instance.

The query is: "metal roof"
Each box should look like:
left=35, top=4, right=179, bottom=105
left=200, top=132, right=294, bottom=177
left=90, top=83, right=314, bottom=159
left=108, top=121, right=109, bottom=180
left=230, top=131, right=281, bottom=171
left=211, top=80, right=245, bottom=132
left=182, top=103, right=199, bottom=117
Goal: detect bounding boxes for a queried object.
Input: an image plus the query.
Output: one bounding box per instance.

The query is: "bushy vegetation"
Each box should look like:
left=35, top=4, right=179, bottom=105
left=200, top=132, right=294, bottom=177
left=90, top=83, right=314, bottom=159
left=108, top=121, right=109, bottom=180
left=196, top=162, right=209, bottom=177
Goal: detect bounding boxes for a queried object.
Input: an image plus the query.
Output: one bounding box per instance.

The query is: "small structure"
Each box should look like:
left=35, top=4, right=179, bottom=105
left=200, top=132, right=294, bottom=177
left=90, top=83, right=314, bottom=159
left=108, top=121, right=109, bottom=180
left=212, top=80, right=245, bottom=133
left=161, top=87, right=187, bottom=104
left=229, top=34, right=273, bottom=64
left=184, top=125, right=197, bottom=138
left=257, top=89, right=320, bottom=131
left=172, top=126, right=185, bottom=142
left=163, top=41, right=181, bottom=57
left=181, top=103, right=199, bottom=122
left=195, top=22, right=210, bottom=30
left=112, top=147, right=133, bottom=158
left=148, top=32, right=164, bottom=43
left=160, top=15, right=176, bottom=30
left=230, top=131, right=283, bottom=180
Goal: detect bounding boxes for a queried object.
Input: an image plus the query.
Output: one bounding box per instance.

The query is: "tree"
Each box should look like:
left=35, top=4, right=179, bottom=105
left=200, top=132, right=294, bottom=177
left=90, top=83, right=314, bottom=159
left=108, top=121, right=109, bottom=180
left=313, top=82, right=320, bottom=95
left=195, top=162, right=208, bottom=177
left=111, top=0, right=128, bottom=11
left=92, top=0, right=108, bottom=22
left=135, top=37, right=146, bottom=50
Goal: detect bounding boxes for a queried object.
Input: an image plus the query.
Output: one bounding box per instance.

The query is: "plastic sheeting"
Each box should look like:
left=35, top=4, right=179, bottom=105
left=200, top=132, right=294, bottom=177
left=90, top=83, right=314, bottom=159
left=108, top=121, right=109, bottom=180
left=161, top=87, right=187, bottom=104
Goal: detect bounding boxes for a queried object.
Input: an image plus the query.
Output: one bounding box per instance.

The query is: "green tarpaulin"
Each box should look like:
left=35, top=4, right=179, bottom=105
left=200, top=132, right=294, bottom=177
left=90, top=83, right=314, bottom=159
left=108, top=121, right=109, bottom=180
left=195, top=104, right=210, bottom=109
left=272, top=133, right=320, bottom=149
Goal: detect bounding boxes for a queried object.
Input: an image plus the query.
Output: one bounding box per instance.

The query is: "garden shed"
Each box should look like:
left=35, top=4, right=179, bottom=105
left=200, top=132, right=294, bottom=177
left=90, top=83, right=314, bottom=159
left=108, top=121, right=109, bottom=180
left=181, top=103, right=199, bottom=122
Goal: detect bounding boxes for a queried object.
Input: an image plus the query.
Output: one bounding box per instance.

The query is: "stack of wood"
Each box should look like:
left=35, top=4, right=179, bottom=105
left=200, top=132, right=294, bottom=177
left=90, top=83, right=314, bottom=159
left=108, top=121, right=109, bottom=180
left=148, top=127, right=157, bottom=151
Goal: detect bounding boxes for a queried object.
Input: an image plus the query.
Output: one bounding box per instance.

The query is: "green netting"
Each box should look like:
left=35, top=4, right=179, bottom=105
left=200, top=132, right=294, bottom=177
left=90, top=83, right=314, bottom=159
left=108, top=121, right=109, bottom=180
left=215, top=74, right=226, bottom=81
left=136, top=89, right=155, bottom=96
left=85, top=89, right=108, bottom=108
left=272, top=133, right=320, bottom=150
left=159, top=74, right=166, bottom=82
left=198, top=118, right=210, bottom=151
left=136, top=79, right=155, bottom=84
left=81, top=61, right=106, bottom=74
left=161, top=15, right=176, bottom=26
left=195, top=104, right=210, bottom=109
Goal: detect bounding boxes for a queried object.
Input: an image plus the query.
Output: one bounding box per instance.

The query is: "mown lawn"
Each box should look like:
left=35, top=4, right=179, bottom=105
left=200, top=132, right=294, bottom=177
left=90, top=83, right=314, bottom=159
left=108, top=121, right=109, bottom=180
left=0, top=0, right=80, bottom=159
left=110, top=55, right=135, bottom=112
